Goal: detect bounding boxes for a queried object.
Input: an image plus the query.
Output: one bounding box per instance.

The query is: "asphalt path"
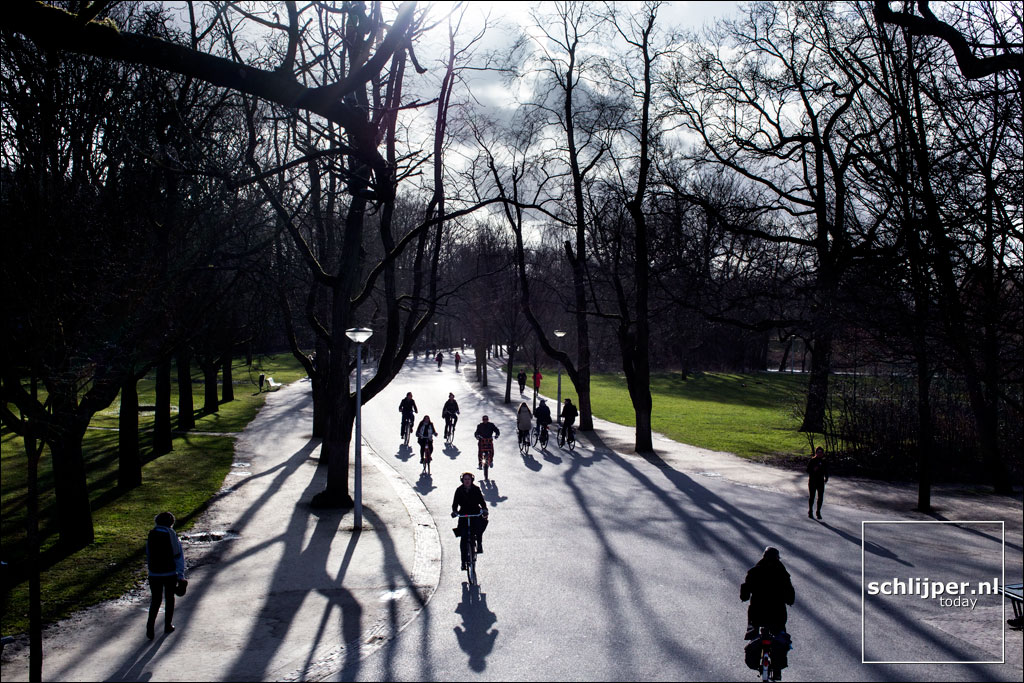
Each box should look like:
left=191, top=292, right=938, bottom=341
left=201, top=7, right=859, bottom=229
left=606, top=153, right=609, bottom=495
left=346, top=354, right=1020, bottom=682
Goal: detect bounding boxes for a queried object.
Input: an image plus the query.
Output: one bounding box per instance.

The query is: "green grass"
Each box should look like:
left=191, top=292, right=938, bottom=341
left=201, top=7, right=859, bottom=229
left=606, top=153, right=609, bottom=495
left=0, top=353, right=307, bottom=635
left=520, top=369, right=810, bottom=460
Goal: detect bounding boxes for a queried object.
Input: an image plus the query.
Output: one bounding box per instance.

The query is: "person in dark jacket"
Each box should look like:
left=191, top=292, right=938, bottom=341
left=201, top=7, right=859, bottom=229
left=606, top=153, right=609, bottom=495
left=741, top=547, right=794, bottom=678
left=517, top=369, right=527, bottom=394
left=741, top=546, right=795, bottom=634
left=451, top=471, right=489, bottom=568
left=807, top=446, right=829, bottom=519
left=145, top=511, right=186, bottom=640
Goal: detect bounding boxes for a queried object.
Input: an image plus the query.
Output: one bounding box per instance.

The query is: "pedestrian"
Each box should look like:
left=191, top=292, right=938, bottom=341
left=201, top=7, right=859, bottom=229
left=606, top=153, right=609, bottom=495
left=533, top=369, right=542, bottom=392
left=454, top=351, right=461, bottom=372
left=807, top=446, right=829, bottom=520
left=436, top=351, right=444, bottom=370
left=145, top=511, right=186, bottom=640
left=517, top=369, right=527, bottom=394
left=258, top=373, right=265, bottom=393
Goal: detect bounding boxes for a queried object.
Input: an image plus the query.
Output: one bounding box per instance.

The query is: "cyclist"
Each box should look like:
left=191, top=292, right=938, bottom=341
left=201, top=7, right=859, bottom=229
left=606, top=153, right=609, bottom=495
left=442, top=392, right=460, bottom=438
left=451, top=471, right=488, bottom=569
left=399, top=392, right=418, bottom=438
left=741, top=546, right=795, bottom=679
left=416, top=415, right=438, bottom=467
left=560, top=398, right=578, bottom=442
left=516, top=402, right=532, bottom=450
left=454, top=351, right=461, bottom=371
left=534, top=399, right=552, bottom=445
left=436, top=351, right=444, bottom=370
left=474, top=415, right=500, bottom=470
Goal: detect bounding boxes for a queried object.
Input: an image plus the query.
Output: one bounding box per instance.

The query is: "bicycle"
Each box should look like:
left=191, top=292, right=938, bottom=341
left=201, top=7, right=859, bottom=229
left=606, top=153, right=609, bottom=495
left=477, top=437, right=495, bottom=479
left=443, top=413, right=457, bottom=442
left=557, top=422, right=576, bottom=451
left=419, top=438, right=433, bottom=471
left=457, top=512, right=485, bottom=586
left=401, top=413, right=414, bottom=445
left=518, top=429, right=531, bottom=455
left=533, top=422, right=549, bottom=448
left=745, top=627, right=788, bottom=682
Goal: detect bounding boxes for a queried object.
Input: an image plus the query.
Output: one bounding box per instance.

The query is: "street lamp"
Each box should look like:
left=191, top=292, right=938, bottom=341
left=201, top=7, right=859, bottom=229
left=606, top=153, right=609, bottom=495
left=345, top=327, right=373, bottom=528
left=554, top=330, right=566, bottom=422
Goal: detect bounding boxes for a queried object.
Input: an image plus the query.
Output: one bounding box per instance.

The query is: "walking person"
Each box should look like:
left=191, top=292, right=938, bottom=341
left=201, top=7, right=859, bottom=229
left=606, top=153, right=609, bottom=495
left=532, top=369, right=543, bottom=393
left=454, top=351, right=461, bottom=372
left=517, top=369, right=527, bottom=395
left=145, top=511, right=186, bottom=640
left=807, top=446, right=829, bottom=519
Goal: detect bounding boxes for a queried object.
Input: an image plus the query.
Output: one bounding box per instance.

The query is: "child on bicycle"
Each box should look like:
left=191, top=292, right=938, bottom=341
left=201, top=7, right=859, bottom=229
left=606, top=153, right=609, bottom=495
left=474, top=415, right=500, bottom=469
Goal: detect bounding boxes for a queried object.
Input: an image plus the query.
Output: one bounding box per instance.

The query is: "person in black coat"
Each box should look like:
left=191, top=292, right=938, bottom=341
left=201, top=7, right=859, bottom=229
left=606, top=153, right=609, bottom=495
left=741, top=546, right=795, bottom=634
left=807, top=447, right=829, bottom=519
left=451, top=472, right=489, bottom=568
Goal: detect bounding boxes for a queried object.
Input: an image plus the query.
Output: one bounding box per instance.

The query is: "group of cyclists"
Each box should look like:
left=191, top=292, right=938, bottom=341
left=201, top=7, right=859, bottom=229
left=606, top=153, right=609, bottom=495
left=399, top=377, right=795, bottom=679
left=399, top=390, right=580, bottom=473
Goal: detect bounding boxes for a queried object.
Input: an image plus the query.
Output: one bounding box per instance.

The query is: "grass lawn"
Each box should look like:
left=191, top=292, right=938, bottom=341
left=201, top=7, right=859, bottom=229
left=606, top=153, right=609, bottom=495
left=502, top=364, right=811, bottom=460
left=0, top=353, right=307, bottom=635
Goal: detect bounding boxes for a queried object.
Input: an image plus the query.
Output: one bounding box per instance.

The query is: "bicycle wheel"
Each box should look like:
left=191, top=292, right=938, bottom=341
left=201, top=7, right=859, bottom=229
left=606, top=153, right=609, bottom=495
left=466, top=548, right=477, bottom=586
left=557, top=426, right=565, bottom=448
left=539, top=426, right=548, bottom=447
left=519, top=434, right=528, bottom=455
left=567, top=428, right=576, bottom=451
left=530, top=426, right=538, bottom=446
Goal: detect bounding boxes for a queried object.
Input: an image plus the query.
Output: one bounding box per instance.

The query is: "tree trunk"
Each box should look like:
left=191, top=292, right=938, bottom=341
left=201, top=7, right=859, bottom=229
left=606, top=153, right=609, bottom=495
left=311, top=339, right=330, bottom=438
left=201, top=360, right=219, bottom=413
left=176, top=350, right=195, bottom=431
left=118, top=375, right=142, bottom=489
left=504, top=342, right=515, bottom=404
left=48, top=421, right=94, bottom=548
left=153, top=358, right=172, bottom=455
left=800, top=330, right=833, bottom=433
left=221, top=351, right=234, bottom=403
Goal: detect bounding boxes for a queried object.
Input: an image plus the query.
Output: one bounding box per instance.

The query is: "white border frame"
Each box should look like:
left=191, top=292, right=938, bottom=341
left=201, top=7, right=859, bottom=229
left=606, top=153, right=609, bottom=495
left=861, top=520, right=1005, bottom=664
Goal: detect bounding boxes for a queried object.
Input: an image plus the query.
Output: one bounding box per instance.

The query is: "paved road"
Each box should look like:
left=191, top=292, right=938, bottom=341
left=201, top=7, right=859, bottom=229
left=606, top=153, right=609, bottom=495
left=349, top=354, right=1022, bottom=682
left=1, top=353, right=1019, bottom=681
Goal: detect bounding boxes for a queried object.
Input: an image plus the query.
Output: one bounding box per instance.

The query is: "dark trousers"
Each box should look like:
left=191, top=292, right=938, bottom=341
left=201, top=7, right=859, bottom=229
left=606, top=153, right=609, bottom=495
left=458, top=517, right=488, bottom=564
left=148, top=575, right=177, bottom=632
left=809, top=479, right=825, bottom=513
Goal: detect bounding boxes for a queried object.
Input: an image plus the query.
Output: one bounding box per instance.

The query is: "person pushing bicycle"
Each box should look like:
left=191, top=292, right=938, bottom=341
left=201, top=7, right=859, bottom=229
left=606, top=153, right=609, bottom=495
left=474, top=415, right=500, bottom=470
left=451, top=471, right=488, bottom=570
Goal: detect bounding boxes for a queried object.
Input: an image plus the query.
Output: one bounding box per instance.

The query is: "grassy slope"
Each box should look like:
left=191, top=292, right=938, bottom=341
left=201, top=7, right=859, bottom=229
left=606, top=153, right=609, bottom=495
left=503, top=364, right=810, bottom=459
left=0, top=353, right=307, bottom=635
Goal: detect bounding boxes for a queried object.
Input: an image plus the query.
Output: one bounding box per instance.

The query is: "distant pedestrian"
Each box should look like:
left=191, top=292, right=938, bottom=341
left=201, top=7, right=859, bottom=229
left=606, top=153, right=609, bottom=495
left=533, top=369, right=542, bottom=392
left=517, top=369, right=527, bottom=394
left=436, top=351, right=444, bottom=370
left=258, top=373, right=265, bottom=392
left=145, top=511, right=186, bottom=640
left=454, top=352, right=461, bottom=372
left=807, top=446, right=829, bottom=520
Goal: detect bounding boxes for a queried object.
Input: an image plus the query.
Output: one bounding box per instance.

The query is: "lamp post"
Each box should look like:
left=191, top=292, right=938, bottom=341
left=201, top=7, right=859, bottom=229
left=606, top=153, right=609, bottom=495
left=554, top=330, right=566, bottom=422
left=345, top=327, right=373, bottom=528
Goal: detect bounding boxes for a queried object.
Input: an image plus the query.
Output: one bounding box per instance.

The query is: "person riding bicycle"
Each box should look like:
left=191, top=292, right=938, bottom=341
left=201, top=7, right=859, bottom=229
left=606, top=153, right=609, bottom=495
left=442, top=393, right=460, bottom=435
left=534, top=399, right=552, bottom=442
left=516, top=402, right=532, bottom=449
left=399, top=392, right=418, bottom=437
left=741, top=546, right=795, bottom=679
left=451, top=472, right=488, bottom=569
left=415, top=415, right=437, bottom=465
left=560, top=398, right=579, bottom=440
left=474, top=415, right=500, bottom=469
left=436, top=351, right=444, bottom=370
